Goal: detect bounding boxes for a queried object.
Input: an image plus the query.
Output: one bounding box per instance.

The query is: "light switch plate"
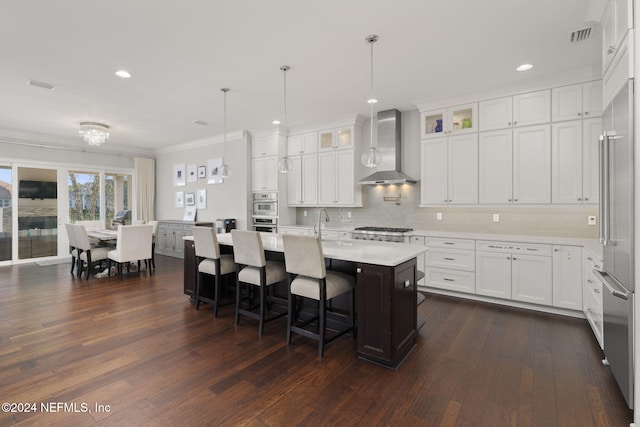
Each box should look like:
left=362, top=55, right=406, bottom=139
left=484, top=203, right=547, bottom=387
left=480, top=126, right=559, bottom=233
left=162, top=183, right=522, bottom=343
left=303, top=210, right=307, bottom=217
left=347, top=211, right=352, bottom=218
left=493, top=214, right=500, bottom=223
left=436, top=212, right=442, bottom=221
left=588, top=216, right=597, bottom=225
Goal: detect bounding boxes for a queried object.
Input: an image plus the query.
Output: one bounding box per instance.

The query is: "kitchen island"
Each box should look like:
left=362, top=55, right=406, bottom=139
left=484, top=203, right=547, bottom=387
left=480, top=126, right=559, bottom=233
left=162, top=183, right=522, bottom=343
left=184, top=233, right=427, bottom=368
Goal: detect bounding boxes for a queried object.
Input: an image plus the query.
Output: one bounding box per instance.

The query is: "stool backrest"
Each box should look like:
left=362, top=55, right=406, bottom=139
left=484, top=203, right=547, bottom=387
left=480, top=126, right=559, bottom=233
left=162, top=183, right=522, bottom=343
left=192, top=226, right=221, bottom=260
left=231, top=230, right=266, bottom=267
left=282, top=234, right=326, bottom=279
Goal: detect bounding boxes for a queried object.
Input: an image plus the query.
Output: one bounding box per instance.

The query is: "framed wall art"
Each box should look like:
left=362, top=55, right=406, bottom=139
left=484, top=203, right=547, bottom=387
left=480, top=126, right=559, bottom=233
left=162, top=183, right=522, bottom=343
left=186, top=192, right=195, bottom=206
left=175, top=191, right=184, bottom=208
left=174, top=163, right=185, bottom=187
left=198, top=165, right=206, bottom=179
left=196, top=189, right=206, bottom=209
left=187, top=163, right=197, bottom=182
left=207, top=158, right=223, bottom=184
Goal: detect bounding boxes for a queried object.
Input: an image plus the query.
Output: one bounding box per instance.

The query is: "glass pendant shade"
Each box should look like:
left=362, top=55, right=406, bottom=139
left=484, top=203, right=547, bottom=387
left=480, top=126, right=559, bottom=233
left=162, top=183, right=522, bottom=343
left=361, top=146, right=379, bottom=168
left=278, top=156, right=294, bottom=173
left=220, top=88, right=231, bottom=178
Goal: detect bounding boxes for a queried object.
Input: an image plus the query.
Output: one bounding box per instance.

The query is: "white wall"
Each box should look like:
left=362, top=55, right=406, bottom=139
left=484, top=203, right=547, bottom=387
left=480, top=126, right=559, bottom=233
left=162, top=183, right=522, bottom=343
left=154, top=132, right=251, bottom=230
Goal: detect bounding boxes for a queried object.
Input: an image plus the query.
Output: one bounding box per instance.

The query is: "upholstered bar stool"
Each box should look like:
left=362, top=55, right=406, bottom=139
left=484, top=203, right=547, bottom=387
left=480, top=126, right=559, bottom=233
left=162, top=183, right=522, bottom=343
left=282, top=234, right=355, bottom=358
left=231, top=230, right=287, bottom=335
left=192, top=226, right=235, bottom=317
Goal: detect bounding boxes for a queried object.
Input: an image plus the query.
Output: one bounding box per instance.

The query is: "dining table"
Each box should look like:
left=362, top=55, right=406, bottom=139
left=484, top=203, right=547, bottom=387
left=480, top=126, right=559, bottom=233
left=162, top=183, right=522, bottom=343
left=87, top=229, right=118, bottom=243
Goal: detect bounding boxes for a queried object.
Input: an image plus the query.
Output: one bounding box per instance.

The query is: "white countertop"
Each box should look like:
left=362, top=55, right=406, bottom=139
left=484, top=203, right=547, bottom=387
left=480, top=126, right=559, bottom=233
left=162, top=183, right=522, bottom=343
left=187, top=233, right=427, bottom=267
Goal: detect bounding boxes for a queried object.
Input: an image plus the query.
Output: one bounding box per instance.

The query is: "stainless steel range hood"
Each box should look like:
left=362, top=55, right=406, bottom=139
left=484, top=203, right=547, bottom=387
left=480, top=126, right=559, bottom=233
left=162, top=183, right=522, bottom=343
left=358, top=109, right=417, bottom=185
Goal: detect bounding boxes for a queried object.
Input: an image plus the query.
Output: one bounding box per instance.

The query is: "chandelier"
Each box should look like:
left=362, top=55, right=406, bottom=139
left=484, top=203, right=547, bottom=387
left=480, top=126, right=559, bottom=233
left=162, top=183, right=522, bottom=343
left=79, top=122, right=110, bottom=146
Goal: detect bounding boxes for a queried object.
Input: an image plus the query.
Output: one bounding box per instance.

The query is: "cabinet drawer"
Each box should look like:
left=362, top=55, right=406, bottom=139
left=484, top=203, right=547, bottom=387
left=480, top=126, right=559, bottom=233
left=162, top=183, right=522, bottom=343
left=585, top=270, right=603, bottom=305
left=425, top=267, right=475, bottom=293
left=425, top=237, right=474, bottom=250
left=513, top=243, right=551, bottom=256
left=426, top=248, right=475, bottom=271
left=583, top=284, right=603, bottom=348
left=476, top=240, right=513, bottom=253
left=584, top=253, right=603, bottom=271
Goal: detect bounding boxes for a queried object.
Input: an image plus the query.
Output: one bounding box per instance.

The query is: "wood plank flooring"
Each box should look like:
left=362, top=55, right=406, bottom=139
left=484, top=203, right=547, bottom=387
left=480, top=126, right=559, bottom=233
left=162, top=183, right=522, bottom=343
left=0, top=256, right=633, bottom=426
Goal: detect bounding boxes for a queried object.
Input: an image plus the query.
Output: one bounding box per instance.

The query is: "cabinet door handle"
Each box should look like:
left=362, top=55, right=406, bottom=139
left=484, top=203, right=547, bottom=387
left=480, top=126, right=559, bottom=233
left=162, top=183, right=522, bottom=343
left=508, top=122, right=512, bottom=126
left=513, top=121, right=517, bottom=125
left=577, top=112, right=582, bottom=116
left=607, top=45, right=616, bottom=54
left=508, top=198, right=512, bottom=202
left=514, top=199, right=518, bottom=202
left=587, top=279, right=593, bottom=284
left=594, top=288, right=601, bottom=294
left=512, top=257, right=517, bottom=261
left=584, top=112, right=589, bottom=116
left=578, top=197, right=582, bottom=201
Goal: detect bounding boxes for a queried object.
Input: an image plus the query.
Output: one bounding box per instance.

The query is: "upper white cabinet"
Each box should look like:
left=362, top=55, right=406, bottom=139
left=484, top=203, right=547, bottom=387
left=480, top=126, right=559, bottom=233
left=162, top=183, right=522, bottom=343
left=319, top=127, right=353, bottom=151
left=421, top=103, right=478, bottom=138
left=602, top=0, right=632, bottom=74
left=287, top=132, right=318, bottom=156
left=551, top=81, right=603, bottom=122
left=251, top=134, right=279, bottom=158
left=551, top=118, right=601, bottom=204
left=479, top=90, right=550, bottom=131
left=318, top=150, right=355, bottom=205
left=479, top=125, right=551, bottom=204
left=421, top=134, right=478, bottom=205
left=251, top=156, right=278, bottom=191
left=287, top=153, right=318, bottom=206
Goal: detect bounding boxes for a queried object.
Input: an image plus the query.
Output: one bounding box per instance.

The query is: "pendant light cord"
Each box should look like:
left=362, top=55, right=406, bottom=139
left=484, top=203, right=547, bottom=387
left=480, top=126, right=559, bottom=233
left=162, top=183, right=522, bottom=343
left=222, top=88, right=228, bottom=160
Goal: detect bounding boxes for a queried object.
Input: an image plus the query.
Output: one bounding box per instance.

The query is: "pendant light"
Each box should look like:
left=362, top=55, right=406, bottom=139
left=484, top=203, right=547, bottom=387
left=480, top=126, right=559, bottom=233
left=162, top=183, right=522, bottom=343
left=362, top=34, right=380, bottom=168
left=219, top=88, right=231, bottom=178
left=277, top=65, right=294, bottom=174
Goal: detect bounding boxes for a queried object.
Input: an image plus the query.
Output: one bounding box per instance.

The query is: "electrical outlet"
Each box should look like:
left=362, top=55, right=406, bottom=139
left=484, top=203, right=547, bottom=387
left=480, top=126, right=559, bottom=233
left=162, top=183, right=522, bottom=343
left=303, top=210, right=307, bottom=217
left=347, top=211, right=352, bottom=218
left=493, top=214, right=500, bottom=223
left=436, top=212, right=442, bottom=221
left=588, top=216, right=597, bottom=226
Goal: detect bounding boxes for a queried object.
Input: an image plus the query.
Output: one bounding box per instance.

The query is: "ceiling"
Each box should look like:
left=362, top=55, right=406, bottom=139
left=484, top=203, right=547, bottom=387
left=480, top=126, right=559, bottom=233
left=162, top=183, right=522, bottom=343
left=0, top=0, right=602, bottom=154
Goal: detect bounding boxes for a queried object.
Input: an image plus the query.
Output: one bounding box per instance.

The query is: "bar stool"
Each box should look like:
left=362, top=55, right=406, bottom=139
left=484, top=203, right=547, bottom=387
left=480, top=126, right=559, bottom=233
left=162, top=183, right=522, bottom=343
left=192, top=226, right=235, bottom=317
left=282, top=234, right=355, bottom=358
left=231, top=230, right=287, bottom=335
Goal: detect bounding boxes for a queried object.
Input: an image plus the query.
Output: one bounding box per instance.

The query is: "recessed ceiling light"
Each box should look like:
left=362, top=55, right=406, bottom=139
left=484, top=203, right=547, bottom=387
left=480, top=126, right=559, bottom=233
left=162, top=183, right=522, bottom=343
left=516, top=64, right=533, bottom=71
left=193, top=120, right=209, bottom=126
left=272, top=120, right=281, bottom=125
left=115, top=70, right=132, bottom=78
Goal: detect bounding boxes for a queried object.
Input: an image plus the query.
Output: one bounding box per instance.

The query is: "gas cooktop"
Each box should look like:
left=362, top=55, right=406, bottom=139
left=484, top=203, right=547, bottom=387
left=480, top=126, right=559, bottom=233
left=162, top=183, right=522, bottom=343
left=353, top=226, right=414, bottom=233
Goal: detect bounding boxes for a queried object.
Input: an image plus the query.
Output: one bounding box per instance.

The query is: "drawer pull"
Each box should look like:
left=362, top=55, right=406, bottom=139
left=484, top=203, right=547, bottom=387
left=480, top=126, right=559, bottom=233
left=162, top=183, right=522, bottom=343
left=587, top=308, right=595, bottom=314
left=594, top=288, right=601, bottom=294
left=443, top=278, right=455, bottom=282
left=525, top=248, right=538, bottom=251
left=444, top=242, right=455, bottom=245
left=587, top=279, right=593, bottom=284
left=444, top=257, right=455, bottom=261
left=488, top=245, right=502, bottom=249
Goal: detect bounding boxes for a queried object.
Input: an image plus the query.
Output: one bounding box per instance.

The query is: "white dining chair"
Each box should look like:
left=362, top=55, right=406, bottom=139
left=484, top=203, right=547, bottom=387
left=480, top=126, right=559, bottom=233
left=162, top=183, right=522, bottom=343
left=74, top=224, right=110, bottom=280
left=64, top=223, right=79, bottom=275
left=107, top=224, right=153, bottom=280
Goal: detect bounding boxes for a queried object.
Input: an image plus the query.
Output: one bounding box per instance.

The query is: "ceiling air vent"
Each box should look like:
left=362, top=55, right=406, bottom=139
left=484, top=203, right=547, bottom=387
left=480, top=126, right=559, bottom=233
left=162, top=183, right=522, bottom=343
left=569, top=27, right=592, bottom=43
left=26, top=80, right=56, bottom=90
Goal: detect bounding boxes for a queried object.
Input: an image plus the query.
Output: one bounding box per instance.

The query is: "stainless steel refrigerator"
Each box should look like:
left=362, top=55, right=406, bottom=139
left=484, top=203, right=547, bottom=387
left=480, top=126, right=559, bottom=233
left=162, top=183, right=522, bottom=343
left=596, top=78, right=634, bottom=409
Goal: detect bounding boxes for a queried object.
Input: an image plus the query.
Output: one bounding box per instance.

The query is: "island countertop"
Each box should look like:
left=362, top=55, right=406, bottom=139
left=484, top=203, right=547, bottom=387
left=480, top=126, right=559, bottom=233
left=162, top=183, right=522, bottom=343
left=185, top=233, right=427, bottom=267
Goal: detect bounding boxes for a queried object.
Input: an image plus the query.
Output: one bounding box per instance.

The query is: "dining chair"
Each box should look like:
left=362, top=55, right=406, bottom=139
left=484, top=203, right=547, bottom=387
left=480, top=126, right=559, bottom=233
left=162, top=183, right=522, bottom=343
left=192, top=226, right=235, bottom=317
left=64, top=223, right=79, bottom=275
left=74, top=224, right=110, bottom=280
left=281, top=234, right=355, bottom=358
left=231, top=230, right=287, bottom=335
left=107, top=224, right=153, bottom=280
left=148, top=220, right=159, bottom=269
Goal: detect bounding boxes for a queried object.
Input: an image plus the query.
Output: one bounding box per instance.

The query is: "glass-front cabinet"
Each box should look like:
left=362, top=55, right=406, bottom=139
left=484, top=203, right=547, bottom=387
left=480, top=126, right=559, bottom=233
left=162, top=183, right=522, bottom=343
left=421, top=103, right=478, bottom=138
left=319, top=126, right=353, bottom=151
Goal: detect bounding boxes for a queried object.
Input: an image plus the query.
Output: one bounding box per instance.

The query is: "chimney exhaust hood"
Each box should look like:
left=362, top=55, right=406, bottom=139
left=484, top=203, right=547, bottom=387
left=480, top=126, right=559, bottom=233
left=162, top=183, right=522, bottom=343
left=358, top=109, right=417, bottom=185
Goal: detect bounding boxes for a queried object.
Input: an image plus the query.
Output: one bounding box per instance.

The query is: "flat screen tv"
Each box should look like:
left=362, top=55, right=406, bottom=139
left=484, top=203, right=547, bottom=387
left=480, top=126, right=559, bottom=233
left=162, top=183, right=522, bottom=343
left=18, top=180, right=57, bottom=199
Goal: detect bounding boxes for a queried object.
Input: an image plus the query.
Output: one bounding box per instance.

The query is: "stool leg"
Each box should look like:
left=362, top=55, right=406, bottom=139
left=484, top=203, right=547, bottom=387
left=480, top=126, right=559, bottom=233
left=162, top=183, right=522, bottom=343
left=286, top=276, right=294, bottom=344
left=235, top=275, right=241, bottom=325
left=318, top=297, right=326, bottom=358
left=195, top=271, right=201, bottom=310
left=213, top=272, right=220, bottom=317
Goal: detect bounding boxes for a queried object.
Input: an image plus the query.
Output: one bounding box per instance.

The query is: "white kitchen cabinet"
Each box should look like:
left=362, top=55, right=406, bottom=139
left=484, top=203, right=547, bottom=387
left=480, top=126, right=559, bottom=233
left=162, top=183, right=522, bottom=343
left=288, top=132, right=318, bottom=156
left=424, top=237, right=476, bottom=293
left=421, top=134, right=478, bottom=205
left=512, top=124, right=551, bottom=204
left=479, top=125, right=550, bottom=204
left=511, top=253, right=553, bottom=305
left=251, top=134, right=279, bottom=158
left=475, top=241, right=552, bottom=305
left=583, top=249, right=604, bottom=349
left=602, top=0, right=632, bottom=74
left=421, top=103, right=478, bottom=138
left=512, top=90, right=551, bottom=127
left=318, top=149, right=355, bottom=205
left=551, top=118, right=601, bottom=204
left=476, top=251, right=512, bottom=299
left=319, top=126, right=353, bottom=151
left=551, top=81, right=603, bottom=122
left=287, top=153, right=317, bottom=206
left=479, top=96, right=513, bottom=131
left=251, top=156, right=278, bottom=191
left=552, top=245, right=583, bottom=310
left=279, top=226, right=311, bottom=236
left=478, top=129, right=512, bottom=203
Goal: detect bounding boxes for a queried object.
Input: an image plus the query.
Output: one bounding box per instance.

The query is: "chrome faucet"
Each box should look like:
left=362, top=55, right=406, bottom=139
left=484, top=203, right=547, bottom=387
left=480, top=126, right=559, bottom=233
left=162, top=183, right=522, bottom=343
left=315, top=208, right=329, bottom=240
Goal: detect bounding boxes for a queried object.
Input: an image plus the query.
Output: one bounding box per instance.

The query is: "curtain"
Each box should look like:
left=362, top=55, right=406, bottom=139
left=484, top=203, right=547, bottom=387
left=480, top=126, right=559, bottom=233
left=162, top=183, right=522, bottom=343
left=134, top=157, right=155, bottom=222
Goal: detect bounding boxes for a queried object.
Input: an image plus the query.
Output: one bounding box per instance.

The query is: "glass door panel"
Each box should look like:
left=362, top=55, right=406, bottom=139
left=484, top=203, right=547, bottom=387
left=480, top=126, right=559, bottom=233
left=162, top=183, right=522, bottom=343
left=0, top=166, right=12, bottom=261
left=17, top=167, right=58, bottom=260
left=68, top=170, right=101, bottom=228
left=105, top=172, right=131, bottom=228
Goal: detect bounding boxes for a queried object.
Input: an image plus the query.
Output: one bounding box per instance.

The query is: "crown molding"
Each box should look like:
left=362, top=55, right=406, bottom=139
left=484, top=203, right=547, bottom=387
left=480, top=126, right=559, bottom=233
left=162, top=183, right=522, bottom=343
left=155, top=130, right=246, bottom=154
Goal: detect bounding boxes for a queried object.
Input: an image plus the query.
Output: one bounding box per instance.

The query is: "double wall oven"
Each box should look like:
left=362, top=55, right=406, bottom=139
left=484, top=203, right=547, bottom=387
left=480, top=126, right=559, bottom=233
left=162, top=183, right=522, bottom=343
left=252, top=192, right=278, bottom=233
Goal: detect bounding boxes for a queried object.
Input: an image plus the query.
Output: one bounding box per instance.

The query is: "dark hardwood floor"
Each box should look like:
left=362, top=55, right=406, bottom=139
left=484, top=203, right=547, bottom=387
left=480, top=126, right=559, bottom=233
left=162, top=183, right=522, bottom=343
left=0, top=255, right=633, bottom=426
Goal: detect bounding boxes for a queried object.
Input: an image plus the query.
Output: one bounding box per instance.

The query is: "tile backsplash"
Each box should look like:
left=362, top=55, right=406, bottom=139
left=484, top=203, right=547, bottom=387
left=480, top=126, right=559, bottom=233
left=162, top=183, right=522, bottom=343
left=295, top=184, right=599, bottom=238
